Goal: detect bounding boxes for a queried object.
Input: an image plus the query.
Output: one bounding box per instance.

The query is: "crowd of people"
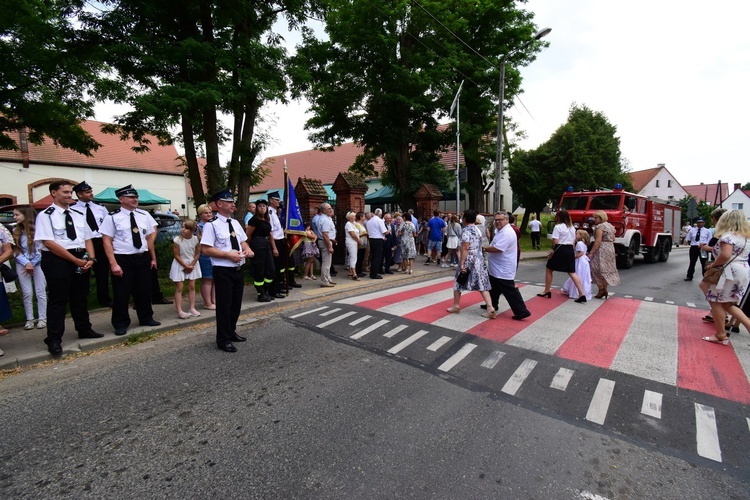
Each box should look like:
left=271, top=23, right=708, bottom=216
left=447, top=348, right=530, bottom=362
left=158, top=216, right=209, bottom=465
left=1, top=181, right=749, bottom=356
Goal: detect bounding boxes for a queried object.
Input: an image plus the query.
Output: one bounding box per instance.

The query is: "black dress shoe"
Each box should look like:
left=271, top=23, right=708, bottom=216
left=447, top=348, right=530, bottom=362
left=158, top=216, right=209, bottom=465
left=140, top=319, right=161, bottom=327
left=371, top=275, right=383, bottom=279
left=47, top=342, right=63, bottom=355
left=152, top=297, right=173, bottom=305
left=357, top=273, right=366, bottom=278
left=271, top=293, right=286, bottom=299
left=230, top=334, right=247, bottom=342
left=684, top=278, right=692, bottom=281
left=100, top=300, right=113, bottom=308
left=289, top=282, right=302, bottom=288
left=218, top=343, right=237, bottom=353
left=257, top=295, right=272, bottom=303
left=79, top=330, right=104, bottom=339
left=114, top=328, right=127, bottom=336
left=512, top=311, right=532, bottom=321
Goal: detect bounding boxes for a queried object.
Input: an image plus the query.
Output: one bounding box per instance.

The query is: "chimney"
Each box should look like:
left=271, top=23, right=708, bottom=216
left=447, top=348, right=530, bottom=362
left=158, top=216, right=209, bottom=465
left=734, top=183, right=741, bottom=191
left=20, top=129, right=30, bottom=169
left=657, top=163, right=665, bottom=168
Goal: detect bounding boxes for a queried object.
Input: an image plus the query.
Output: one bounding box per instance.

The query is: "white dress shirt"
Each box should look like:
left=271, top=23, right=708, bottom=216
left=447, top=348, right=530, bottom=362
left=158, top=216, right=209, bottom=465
left=99, top=208, right=156, bottom=255
left=200, top=213, right=248, bottom=267
left=487, top=223, right=518, bottom=280
left=365, top=215, right=387, bottom=239
left=34, top=204, right=93, bottom=250
left=71, top=200, right=109, bottom=239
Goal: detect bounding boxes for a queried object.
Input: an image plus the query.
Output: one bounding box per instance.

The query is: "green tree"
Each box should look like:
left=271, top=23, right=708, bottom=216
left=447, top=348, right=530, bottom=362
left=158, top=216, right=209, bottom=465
left=509, top=103, right=631, bottom=230
left=88, top=0, right=317, bottom=214
left=1, top=0, right=101, bottom=155
left=291, top=0, right=450, bottom=208
left=742, top=182, right=750, bottom=190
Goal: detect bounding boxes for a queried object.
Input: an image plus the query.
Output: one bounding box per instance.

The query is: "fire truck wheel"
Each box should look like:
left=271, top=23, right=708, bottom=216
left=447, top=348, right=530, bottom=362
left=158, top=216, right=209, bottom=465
left=617, top=238, right=637, bottom=269
left=658, top=238, right=671, bottom=262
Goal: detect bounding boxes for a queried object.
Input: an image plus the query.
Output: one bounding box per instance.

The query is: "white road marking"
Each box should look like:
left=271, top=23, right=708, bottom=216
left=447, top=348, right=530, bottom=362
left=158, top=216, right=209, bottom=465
left=317, top=311, right=356, bottom=328
left=350, top=319, right=391, bottom=340
left=383, top=325, right=408, bottom=338
left=290, top=306, right=328, bottom=319
left=666, top=300, right=674, bottom=305
left=427, top=336, right=453, bottom=352
left=578, top=491, right=611, bottom=500
left=438, top=343, right=477, bottom=372
left=747, top=417, right=750, bottom=433
left=335, top=276, right=452, bottom=304
left=349, top=315, right=372, bottom=326
left=624, top=295, right=633, bottom=298
left=387, top=330, right=429, bottom=354
left=611, top=302, right=679, bottom=386
left=550, top=367, right=575, bottom=391
left=695, top=403, right=722, bottom=462
left=686, top=302, right=696, bottom=308
left=501, top=359, right=538, bottom=396
left=585, top=378, right=615, bottom=425
left=644, top=297, right=654, bottom=301
left=641, top=390, right=662, bottom=419
left=319, top=308, right=342, bottom=317
left=481, top=350, right=505, bottom=369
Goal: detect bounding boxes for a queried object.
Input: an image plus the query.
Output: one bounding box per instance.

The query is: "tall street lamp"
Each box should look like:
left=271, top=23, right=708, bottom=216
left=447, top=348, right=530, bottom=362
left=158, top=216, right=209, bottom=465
left=494, top=27, right=551, bottom=213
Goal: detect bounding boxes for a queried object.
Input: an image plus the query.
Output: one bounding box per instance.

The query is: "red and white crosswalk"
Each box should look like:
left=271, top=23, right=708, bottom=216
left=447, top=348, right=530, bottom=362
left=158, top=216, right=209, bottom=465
left=335, top=277, right=750, bottom=405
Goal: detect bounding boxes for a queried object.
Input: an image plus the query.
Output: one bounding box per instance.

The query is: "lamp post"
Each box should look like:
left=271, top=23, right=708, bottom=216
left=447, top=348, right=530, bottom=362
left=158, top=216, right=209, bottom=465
left=494, top=27, right=551, bottom=213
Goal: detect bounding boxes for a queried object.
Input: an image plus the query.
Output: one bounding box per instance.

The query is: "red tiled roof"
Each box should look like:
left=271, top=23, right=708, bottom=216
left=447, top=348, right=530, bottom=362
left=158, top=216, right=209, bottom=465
left=682, top=183, right=729, bottom=205
left=629, top=167, right=661, bottom=192
left=256, top=136, right=464, bottom=192
left=0, top=120, right=184, bottom=175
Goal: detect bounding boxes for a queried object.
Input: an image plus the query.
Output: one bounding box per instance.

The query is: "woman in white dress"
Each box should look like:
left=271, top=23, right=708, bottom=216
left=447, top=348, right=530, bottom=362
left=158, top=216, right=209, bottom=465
left=700, top=210, right=750, bottom=345
left=562, top=230, right=592, bottom=300
left=344, top=212, right=361, bottom=280
left=538, top=210, right=586, bottom=302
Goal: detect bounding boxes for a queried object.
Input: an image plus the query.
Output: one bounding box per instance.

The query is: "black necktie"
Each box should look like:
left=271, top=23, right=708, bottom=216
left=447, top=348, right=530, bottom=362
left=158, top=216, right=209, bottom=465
left=696, top=228, right=701, bottom=244
left=85, top=203, right=98, bottom=231
left=228, top=219, right=240, bottom=251
left=130, top=212, right=142, bottom=249
left=63, top=210, right=77, bottom=240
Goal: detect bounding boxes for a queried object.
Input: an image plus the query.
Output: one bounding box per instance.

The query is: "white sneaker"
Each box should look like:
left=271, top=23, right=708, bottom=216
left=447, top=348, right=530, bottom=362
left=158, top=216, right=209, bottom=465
left=0, top=347, right=4, bottom=357
left=24, top=321, right=35, bottom=330
left=36, top=320, right=47, bottom=329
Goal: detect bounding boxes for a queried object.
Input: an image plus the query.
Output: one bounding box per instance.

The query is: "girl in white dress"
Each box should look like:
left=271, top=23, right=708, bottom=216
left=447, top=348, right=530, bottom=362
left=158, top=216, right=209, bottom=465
left=562, top=230, right=592, bottom=300
left=169, top=220, right=203, bottom=319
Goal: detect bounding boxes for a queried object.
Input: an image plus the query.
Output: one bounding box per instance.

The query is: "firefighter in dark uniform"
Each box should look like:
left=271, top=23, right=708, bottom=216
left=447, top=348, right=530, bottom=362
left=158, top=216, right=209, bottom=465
left=201, top=190, right=254, bottom=352
left=268, top=191, right=301, bottom=294
left=34, top=180, right=102, bottom=356
left=72, top=181, right=112, bottom=308
left=99, top=185, right=161, bottom=336
left=245, top=198, right=278, bottom=302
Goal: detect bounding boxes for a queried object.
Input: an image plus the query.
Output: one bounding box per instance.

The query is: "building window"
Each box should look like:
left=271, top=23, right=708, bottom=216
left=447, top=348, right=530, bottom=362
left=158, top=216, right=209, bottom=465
left=732, top=203, right=744, bottom=210
left=655, top=180, right=660, bottom=187
left=668, top=195, right=674, bottom=200
left=667, top=180, right=672, bottom=187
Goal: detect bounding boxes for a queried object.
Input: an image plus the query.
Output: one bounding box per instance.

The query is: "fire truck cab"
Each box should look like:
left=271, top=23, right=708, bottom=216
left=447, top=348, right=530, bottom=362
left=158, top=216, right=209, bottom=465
left=552, top=185, right=682, bottom=269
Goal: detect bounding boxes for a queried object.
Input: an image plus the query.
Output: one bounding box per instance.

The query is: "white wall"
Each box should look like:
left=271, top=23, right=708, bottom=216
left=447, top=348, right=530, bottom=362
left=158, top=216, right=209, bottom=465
left=0, top=161, right=190, bottom=216
left=722, top=190, right=750, bottom=221
left=637, top=169, right=688, bottom=201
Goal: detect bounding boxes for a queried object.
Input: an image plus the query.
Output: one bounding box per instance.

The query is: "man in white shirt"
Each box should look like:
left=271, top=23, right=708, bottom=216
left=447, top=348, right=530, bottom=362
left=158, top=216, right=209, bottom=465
left=365, top=208, right=388, bottom=279
left=684, top=218, right=711, bottom=281
left=268, top=191, right=300, bottom=294
left=72, top=181, right=112, bottom=307
left=316, top=203, right=337, bottom=286
left=482, top=212, right=531, bottom=320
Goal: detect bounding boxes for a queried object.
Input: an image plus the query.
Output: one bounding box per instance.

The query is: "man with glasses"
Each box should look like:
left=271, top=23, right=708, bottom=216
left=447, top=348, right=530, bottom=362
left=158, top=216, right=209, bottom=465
left=481, top=212, right=531, bottom=320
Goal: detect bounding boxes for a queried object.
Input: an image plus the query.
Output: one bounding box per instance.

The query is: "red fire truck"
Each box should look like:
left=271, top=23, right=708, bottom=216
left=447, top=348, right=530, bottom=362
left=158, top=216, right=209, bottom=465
left=552, top=185, right=682, bottom=269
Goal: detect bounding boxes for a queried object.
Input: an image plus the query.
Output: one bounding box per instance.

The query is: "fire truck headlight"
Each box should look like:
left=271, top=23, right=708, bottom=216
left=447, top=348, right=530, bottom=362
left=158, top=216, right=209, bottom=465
left=573, top=222, right=579, bottom=228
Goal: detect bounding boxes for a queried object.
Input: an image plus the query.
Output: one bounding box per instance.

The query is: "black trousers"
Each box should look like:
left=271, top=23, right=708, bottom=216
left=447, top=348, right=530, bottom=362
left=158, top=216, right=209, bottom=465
left=250, top=238, right=275, bottom=288
left=489, top=275, right=529, bottom=316
left=356, top=247, right=366, bottom=275
left=41, top=251, right=92, bottom=344
left=273, top=238, right=296, bottom=292
left=369, top=238, right=384, bottom=278
left=111, top=253, right=153, bottom=330
left=687, top=245, right=707, bottom=279
left=382, top=241, right=394, bottom=271
left=213, top=266, right=245, bottom=347
left=530, top=232, right=541, bottom=249
left=91, top=237, right=111, bottom=304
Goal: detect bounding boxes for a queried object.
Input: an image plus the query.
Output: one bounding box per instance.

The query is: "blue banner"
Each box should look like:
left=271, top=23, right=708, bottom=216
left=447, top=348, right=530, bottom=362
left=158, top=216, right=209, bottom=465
left=285, top=178, right=305, bottom=235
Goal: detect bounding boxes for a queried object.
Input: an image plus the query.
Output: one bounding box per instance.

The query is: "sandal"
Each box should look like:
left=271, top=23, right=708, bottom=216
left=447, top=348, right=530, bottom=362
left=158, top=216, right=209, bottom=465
left=702, top=335, right=730, bottom=345
left=446, top=306, right=461, bottom=314
left=481, top=309, right=496, bottom=319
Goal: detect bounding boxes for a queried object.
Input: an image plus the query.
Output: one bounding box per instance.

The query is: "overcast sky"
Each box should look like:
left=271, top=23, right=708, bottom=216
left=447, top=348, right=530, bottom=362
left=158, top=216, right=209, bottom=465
left=95, top=0, right=748, bottom=188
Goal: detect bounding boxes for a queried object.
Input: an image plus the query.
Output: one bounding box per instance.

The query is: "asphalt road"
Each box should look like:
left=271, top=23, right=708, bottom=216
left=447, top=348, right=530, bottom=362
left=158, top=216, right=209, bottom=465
left=1, top=300, right=748, bottom=498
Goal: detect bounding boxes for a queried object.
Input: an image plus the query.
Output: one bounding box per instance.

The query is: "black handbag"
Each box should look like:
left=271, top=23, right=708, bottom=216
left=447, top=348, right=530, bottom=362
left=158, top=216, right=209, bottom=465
left=455, top=268, right=469, bottom=286
left=1, top=264, right=18, bottom=282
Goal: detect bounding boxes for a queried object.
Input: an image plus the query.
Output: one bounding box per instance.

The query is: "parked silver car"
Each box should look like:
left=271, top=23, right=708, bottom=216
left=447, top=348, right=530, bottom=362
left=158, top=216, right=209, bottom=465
left=153, top=213, right=182, bottom=243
